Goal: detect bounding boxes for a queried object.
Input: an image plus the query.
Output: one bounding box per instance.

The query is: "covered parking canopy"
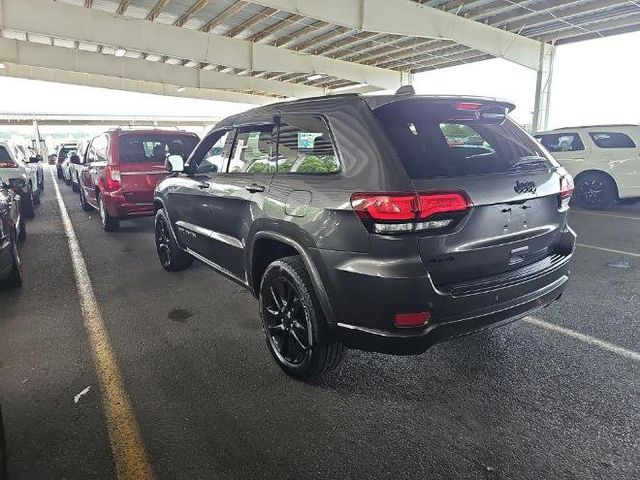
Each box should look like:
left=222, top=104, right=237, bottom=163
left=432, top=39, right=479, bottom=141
left=1, top=0, right=639, bottom=131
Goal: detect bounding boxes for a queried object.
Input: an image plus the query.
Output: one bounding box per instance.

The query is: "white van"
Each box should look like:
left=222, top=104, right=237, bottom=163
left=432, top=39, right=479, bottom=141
left=535, top=125, right=640, bottom=209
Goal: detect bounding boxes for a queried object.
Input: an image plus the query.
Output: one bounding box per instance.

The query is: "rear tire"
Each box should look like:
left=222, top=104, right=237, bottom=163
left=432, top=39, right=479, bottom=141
left=17, top=217, right=26, bottom=242
left=22, top=187, right=35, bottom=219
left=154, top=208, right=193, bottom=271
left=65, top=175, right=72, bottom=186
left=79, top=187, right=94, bottom=212
left=574, top=172, right=616, bottom=210
left=259, top=255, right=344, bottom=380
left=98, top=193, right=119, bottom=232
left=72, top=180, right=80, bottom=193
left=2, top=230, right=23, bottom=288
left=56, top=166, right=63, bottom=179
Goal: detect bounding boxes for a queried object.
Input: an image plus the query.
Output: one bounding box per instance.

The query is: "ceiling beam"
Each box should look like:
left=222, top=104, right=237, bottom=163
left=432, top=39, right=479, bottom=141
left=200, top=1, right=247, bottom=32
left=244, top=0, right=544, bottom=69
left=116, top=0, right=131, bottom=15
left=174, top=0, right=210, bottom=27
left=147, top=0, right=172, bottom=22
left=248, top=13, right=304, bottom=42
left=225, top=7, right=278, bottom=37
left=0, top=0, right=402, bottom=89
left=0, top=37, right=326, bottom=101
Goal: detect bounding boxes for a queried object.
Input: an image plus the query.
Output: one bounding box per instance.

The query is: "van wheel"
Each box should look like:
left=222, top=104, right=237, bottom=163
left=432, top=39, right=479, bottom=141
left=2, top=230, right=23, bottom=288
left=154, top=208, right=193, bottom=271
left=575, top=172, right=616, bottom=210
left=72, top=180, right=80, bottom=193
left=79, top=187, right=94, bottom=212
left=98, top=193, right=119, bottom=232
left=22, top=186, right=35, bottom=219
left=260, top=256, right=345, bottom=380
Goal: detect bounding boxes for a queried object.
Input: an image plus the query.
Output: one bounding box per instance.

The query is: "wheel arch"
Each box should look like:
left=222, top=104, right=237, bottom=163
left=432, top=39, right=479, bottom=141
left=249, top=231, right=336, bottom=326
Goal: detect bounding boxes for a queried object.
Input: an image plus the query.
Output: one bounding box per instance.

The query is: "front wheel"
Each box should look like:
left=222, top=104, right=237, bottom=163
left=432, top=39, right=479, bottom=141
left=260, top=256, right=345, bottom=380
left=17, top=216, right=26, bottom=242
left=574, top=172, right=616, bottom=210
left=154, top=209, right=193, bottom=271
left=98, top=193, right=119, bottom=232
left=79, top=187, right=94, bottom=212
left=1, top=230, right=23, bottom=288
left=22, top=187, right=35, bottom=219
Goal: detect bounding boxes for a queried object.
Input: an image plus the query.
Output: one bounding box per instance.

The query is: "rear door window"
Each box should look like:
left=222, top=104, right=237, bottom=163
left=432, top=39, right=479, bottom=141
left=589, top=132, right=636, bottom=149
left=118, top=133, right=198, bottom=164
left=275, top=116, right=340, bottom=174
left=535, top=133, right=585, bottom=152
left=373, top=100, right=557, bottom=179
left=0, top=146, right=12, bottom=162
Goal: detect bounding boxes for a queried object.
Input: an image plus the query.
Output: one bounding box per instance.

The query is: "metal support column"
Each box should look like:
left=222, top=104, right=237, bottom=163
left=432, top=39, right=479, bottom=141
left=532, top=42, right=555, bottom=134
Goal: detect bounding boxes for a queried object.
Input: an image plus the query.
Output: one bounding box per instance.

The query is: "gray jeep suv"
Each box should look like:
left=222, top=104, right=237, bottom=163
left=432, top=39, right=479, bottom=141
left=154, top=90, right=576, bottom=379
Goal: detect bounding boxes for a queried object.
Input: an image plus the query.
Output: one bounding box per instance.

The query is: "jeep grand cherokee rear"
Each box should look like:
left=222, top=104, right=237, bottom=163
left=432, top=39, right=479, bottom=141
left=154, top=92, right=575, bottom=380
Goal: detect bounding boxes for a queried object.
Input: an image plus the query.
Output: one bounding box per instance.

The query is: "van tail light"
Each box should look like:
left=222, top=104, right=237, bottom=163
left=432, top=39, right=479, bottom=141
left=559, top=173, right=574, bottom=209
left=105, top=165, right=122, bottom=191
left=0, top=161, right=17, bottom=168
left=351, top=192, right=471, bottom=234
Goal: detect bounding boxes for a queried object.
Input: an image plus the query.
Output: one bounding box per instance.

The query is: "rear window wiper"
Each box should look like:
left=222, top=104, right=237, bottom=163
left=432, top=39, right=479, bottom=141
left=509, top=156, right=550, bottom=172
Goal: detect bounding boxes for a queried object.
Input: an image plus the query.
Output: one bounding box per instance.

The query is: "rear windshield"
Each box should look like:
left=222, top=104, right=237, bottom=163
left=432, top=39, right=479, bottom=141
left=58, top=146, right=75, bottom=157
left=118, top=133, right=199, bottom=164
left=373, top=100, right=557, bottom=179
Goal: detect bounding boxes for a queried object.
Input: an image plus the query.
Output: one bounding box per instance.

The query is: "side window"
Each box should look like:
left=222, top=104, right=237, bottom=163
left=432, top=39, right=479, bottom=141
left=86, top=140, right=97, bottom=163
left=275, top=116, right=339, bottom=174
left=195, top=130, right=233, bottom=174
left=228, top=125, right=275, bottom=174
left=93, top=135, right=109, bottom=162
left=535, top=133, right=585, bottom=152
left=589, top=132, right=636, bottom=149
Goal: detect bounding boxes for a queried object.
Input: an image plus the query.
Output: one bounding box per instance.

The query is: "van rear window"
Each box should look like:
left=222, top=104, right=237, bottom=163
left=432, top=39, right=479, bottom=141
left=373, top=100, right=556, bottom=179
left=118, top=133, right=198, bottom=164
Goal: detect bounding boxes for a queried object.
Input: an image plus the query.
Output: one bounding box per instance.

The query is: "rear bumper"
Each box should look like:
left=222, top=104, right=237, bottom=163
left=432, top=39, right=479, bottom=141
left=314, top=226, right=576, bottom=355
left=101, top=191, right=154, bottom=219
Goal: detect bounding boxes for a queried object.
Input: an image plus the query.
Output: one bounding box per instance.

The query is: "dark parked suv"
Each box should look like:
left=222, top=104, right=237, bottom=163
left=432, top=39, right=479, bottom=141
left=154, top=90, right=576, bottom=379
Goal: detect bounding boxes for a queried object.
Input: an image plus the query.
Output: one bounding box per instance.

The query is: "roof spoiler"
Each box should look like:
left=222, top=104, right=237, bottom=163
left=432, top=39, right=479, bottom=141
left=395, top=85, right=415, bottom=95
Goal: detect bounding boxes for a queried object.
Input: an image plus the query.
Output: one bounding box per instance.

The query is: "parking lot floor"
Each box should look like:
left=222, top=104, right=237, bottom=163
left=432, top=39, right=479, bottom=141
left=1, top=169, right=638, bottom=479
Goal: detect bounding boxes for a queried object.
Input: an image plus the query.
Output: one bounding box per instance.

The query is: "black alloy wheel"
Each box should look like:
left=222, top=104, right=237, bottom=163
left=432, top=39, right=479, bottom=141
left=263, top=275, right=312, bottom=367
left=260, top=256, right=344, bottom=379
left=154, top=209, right=192, bottom=271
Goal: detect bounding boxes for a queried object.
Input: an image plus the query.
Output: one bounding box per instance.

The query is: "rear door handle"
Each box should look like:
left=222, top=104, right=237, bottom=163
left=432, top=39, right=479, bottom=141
left=197, top=182, right=210, bottom=189
left=246, top=183, right=265, bottom=193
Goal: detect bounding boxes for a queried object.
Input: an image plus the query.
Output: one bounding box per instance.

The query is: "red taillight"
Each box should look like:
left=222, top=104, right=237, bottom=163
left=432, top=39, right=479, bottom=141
left=0, top=162, right=17, bottom=168
left=455, top=102, right=483, bottom=111
left=559, top=174, right=574, bottom=209
left=105, top=165, right=121, bottom=191
left=351, top=192, right=471, bottom=234
left=394, top=311, right=431, bottom=328
left=560, top=174, right=574, bottom=198
left=351, top=193, right=417, bottom=222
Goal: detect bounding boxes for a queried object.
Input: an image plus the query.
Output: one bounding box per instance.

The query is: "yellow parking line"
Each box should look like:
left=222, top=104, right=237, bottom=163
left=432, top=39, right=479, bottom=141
left=51, top=170, right=154, bottom=480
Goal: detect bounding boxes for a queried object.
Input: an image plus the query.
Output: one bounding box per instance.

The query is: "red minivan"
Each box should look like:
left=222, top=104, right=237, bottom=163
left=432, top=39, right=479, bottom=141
left=78, top=129, right=199, bottom=231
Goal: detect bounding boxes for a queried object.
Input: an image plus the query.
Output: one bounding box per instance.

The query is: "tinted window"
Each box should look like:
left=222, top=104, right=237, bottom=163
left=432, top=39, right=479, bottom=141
left=118, top=134, right=198, bottom=164
left=0, top=146, right=12, bottom=162
left=535, top=133, right=585, bottom=152
left=276, top=116, right=339, bottom=174
left=196, top=130, right=232, bottom=174
left=373, top=100, right=556, bottom=179
left=92, top=136, right=109, bottom=162
left=228, top=126, right=274, bottom=174
left=589, top=132, right=636, bottom=149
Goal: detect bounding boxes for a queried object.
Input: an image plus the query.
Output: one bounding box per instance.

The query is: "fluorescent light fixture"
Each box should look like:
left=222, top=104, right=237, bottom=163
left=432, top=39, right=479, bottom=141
left=0, top=63, right=6, bottom=69
left=176, top=86, right=186, bottom=93
left=307, top=74, right=323, bottom=81
left=331, top=82, right=369, bottom=93
left=114, top=48, right=127, bottom=57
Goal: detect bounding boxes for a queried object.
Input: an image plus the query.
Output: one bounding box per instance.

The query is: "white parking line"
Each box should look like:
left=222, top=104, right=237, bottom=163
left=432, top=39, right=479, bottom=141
left=577, top=243, right=640, bottom=258
left=571, top=210, right=640, bottom=221
left=51, top=171, right=154, bottom=480
left=524, top=317, right=640, bottom=362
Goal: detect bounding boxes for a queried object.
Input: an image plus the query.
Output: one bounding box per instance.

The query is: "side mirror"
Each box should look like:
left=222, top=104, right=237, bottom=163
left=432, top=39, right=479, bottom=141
left=48, top=154, right=56, bottom=162
left=29, top=156, right=39, bottom=163
left=9, top=178, right=26, bottom=190
left=70, top=154, right=81, bottom=165
left=166, top=154, right=184, bottom=173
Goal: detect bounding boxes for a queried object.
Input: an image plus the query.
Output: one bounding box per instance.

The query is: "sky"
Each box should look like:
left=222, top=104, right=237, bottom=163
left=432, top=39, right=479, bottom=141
left=0, top=31, right=639, bottom=133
